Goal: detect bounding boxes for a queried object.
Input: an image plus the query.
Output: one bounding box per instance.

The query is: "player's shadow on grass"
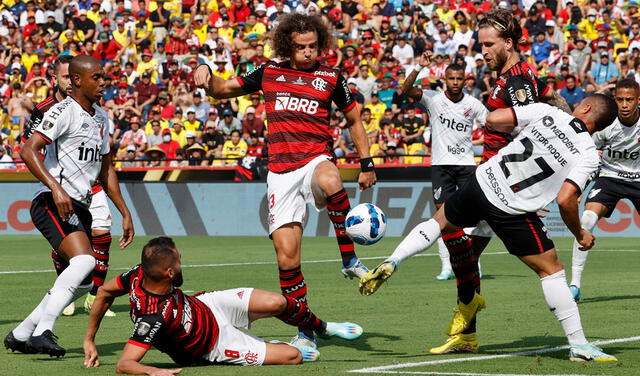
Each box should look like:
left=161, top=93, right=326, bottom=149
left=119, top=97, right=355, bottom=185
left=65, top=341, right=126, bottom=358
left=108, top=304, right=131, bottom=313
left=0, top=319, right=22, bottom=325
left=321, top=331, right=406, bottom=355
left=579, top=294, right=640, bottom=304
left=480, top=336, right=567, bottom=353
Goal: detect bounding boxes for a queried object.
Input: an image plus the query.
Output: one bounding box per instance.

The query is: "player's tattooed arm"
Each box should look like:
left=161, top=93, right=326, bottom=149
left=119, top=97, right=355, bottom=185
left=400, top=51, right=431, bottom=101
left=542, top=90, right=572, bottom=114
left=84, top=277, right=128, bottom=368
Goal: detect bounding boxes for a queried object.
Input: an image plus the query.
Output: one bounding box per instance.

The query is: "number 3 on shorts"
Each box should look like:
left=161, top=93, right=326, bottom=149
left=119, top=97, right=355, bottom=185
left=269, top=194, right=275, bottom=209
left=225, top=349, right=240, bottom=359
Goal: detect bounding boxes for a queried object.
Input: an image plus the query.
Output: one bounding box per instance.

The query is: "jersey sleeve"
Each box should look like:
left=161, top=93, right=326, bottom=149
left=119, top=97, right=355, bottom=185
left=236, top=62, right=266, bottom=94
left=418, top=90, right=438, bottom=109
left=116, top=265, right=141, bottom=292
left=33, top=105, right=71, bottom=144
left=331, top=74, right=356, bottom=112
left=22, top=106, right=44, bottom=142
left=591, top=129, right=607, bottom=149
left=474, top=100, right=489, bottom=126
left=566, top=147, right=599, bottom=193
left=535, top=76, right=550, bottom=97
left=512, top=103, right=551, bottom=128
left=129, top=313, right=165, bottom=349
left=504, top=75, right=538, bottom=107
left=99, top=110, right=111, bottom=155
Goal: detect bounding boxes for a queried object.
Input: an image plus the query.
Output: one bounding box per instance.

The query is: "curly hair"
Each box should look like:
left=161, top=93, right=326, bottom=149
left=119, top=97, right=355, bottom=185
left=270, top=13, right=333, bottom=59
left=478, top=9, right=523, bottom=51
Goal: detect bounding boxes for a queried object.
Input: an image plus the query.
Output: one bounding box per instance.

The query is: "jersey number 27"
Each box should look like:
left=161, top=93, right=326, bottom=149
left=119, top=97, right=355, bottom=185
left=498, top=137, right=554, bottom=192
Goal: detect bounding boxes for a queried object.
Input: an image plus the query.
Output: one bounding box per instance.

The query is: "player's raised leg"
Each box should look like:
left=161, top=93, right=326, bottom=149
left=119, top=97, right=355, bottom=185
left=569, top=203, right=606, bottom=301
left=311, top=160, right=370, bottom=279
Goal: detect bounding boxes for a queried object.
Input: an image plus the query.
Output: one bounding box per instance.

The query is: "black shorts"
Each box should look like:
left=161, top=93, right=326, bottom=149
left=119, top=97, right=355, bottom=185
left=30, top=192, right=93, bottom=250
left=444, top=175, right=554, bottom=256
left=432, top=165, right=476, bottom=205
left=585, top=177, right=640, bottom=218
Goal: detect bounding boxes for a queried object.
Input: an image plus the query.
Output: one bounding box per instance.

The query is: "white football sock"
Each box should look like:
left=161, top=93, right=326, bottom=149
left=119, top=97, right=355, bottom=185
left=12, top=292, right=51, bottom=341
left=540, top=270, right=588, bottom=345
left=32, top=254, right=94, bottom=336
left=437, top=237, right=452, bottom=273
left=570, top=210, right=598, bottom=288
left=389, top=219, right=441, bottom=265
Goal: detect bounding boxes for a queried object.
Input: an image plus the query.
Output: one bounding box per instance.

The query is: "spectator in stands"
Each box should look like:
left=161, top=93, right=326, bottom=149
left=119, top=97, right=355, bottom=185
left=589, top=51, right=619, bottom=91
left=144, top=146, right=166, bottom=167
left=189, top=91, right=210, bottom=124
left=134, top=71, right=160, bottom=120
left=168, top=148, right=188, bottom=167
left=203, top=123, right=225, bottom=162
left=400, top=105, right=426, bottom=162
left=221, top=129, right=247, bottom=166
left=171, top=121, right=188, bottom=147
left=241, top=107, right=264, bottom=140
left=559, top=75, right=586, bottom=110
left=145, top=107, right=169, bottom=133
left=354, top=65, right=377, bottom=102
left=183, top=109, right=203, bottom=137
left=147, top=120, right=164, bottom=147
left=247, top=129, right=265, bottom=157
left=186, top=143, right=206, bottom=166
left=121, top=145, right=139, bottom=168
left=218, top=108, right=242, bottom=138
left=158, top=128, right=181, bottom=160
left=118, top=117, right=148, bottom=160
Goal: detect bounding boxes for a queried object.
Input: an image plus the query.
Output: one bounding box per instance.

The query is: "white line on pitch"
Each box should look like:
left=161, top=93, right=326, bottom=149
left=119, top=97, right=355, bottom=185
left=347, top=336, right=640, bottom=373
left=1, top=248, right=637, bottom=275
left=350, top=372, right=609, bottom=376
left=0, top=252, right=509, bottom=275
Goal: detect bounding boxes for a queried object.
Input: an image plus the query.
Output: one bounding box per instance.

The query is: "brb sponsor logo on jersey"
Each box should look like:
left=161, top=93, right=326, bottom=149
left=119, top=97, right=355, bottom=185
left=274, top=92, right=319, bottom=114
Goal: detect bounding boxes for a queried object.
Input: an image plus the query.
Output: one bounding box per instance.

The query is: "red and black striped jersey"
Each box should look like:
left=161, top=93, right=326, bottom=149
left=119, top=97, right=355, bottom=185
left=21, top=95, right=59, bottom=143
left=117, top=265, right=219, bottom=366
left=237, top=60, right=356, bottom=173
left=483, top=60, right=550, bottom=162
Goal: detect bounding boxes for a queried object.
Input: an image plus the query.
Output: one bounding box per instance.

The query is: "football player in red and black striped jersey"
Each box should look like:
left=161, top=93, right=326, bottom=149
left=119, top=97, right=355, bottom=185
left=195, top=13, right=375, bottom=347
left=83, top=237, right=322, bottom=373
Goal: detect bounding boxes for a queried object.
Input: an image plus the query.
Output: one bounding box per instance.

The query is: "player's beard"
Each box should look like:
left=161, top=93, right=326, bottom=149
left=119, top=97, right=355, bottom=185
left=494, top=49, right=509, bottom=73
left=56, top=85, right=70, bottom=99
left=172, top=270, right=184, bottom=287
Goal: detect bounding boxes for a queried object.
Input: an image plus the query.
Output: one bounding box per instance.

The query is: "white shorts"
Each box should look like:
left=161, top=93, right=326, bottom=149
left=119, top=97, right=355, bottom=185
left=90, top=189, right=112, bottom=231
left=466, top=220, right=494, bottom=238
left=266, top=155, right=332, bottom=234
left=198, top=288, right=266, bottom=366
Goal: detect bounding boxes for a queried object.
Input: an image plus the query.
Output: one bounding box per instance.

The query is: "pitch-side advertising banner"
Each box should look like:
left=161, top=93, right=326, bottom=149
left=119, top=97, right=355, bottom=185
left=0, top=182, right=638, bottom=237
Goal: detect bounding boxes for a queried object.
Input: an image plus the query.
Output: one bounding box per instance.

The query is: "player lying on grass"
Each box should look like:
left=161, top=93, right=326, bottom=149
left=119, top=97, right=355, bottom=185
left=83, top=237, right=363, bottom=373
left=360, top=96, right=619, bottom=361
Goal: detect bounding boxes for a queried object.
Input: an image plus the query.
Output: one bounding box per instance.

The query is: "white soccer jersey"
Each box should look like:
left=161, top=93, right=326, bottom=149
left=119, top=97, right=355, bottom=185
left=592, top=117, right=640, bottom=181
left=32, top=97, right=110, bottom=205
left=476, top=103, right=599, bottom=215
left=420, top=90, right=488, bottom=166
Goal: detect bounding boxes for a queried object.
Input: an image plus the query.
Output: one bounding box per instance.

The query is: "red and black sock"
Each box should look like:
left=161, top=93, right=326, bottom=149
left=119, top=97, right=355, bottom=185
left=443, top=230, right=481, bottom=334
left=279, top=266, right=326, bottom=336
left=90, top=233, right=112, bottom=296
left=51, top=249, right=68, bottom=276
left=276, top=295, right=326, bottom=334
left=326, top=189, right=356, bottom=266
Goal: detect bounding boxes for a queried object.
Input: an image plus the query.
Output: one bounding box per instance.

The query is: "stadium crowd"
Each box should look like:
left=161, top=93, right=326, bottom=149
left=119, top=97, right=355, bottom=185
left=0, top=0, right=639, bottom=168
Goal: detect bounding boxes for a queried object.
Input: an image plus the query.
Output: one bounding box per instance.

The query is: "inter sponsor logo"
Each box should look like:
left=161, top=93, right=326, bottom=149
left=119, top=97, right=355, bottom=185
left=274, top=96, right=319, bottom=114
left=78, top=142, right=103, bottom=162
left=606, top=146, right=640, bottom=160
left=438, top=113, right=471, bottom=132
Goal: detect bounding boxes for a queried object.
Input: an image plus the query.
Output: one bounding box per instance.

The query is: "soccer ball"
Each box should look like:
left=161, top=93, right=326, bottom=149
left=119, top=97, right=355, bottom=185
left=345, top=203, right=387, bottom=245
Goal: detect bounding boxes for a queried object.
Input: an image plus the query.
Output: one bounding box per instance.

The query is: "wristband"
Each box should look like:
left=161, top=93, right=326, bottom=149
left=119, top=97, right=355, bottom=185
left=360, top=157, right=375, bottom=172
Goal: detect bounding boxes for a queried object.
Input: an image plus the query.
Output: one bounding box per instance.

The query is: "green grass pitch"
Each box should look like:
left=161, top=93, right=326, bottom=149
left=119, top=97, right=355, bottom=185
left=1, top=235, right=638, bottom=375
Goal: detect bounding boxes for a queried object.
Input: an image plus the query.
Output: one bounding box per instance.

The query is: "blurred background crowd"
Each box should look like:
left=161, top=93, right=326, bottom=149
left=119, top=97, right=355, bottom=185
left=0, top=0, right=638, bottom=169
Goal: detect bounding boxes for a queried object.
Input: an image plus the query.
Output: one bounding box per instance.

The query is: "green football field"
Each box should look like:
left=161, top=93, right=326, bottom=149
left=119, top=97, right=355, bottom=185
left=1, top=235, right=638, bottom=376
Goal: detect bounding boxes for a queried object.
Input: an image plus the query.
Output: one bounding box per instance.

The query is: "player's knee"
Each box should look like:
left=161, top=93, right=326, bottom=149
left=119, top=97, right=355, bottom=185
left=269, top=294, right=288, bottom=315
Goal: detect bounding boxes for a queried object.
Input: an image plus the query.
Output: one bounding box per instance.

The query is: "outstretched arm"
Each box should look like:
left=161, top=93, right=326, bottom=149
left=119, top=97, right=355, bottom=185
left=344, top=105, right=377, bottom=191
left=400, top=51, right=432, bottom=101
left=83, top=277, right=128, bottom=368
left=193, top=64, right=246, bottom=99
left=557, top=180, right=594, bottom=250
left=485, top=108, right=516, bottom=133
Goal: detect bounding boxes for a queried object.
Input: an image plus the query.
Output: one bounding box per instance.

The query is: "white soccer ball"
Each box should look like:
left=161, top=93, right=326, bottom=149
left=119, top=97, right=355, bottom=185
left=345, top=203, right=387, bottom=245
